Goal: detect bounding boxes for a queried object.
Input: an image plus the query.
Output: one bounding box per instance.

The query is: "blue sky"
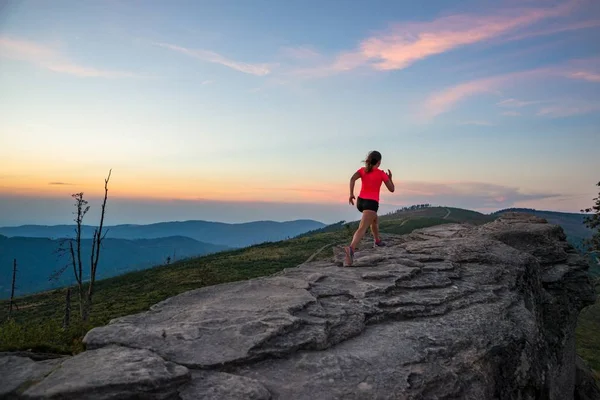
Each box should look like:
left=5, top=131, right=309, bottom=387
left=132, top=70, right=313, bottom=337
left=0, top=0, right=599, bottom=225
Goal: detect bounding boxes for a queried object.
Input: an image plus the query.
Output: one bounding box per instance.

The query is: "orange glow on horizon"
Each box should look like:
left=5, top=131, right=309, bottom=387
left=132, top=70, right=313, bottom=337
left=0, top=171, right=350, bottom=204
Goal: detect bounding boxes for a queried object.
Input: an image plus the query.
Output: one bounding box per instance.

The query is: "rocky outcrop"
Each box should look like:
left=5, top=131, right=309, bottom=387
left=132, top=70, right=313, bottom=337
left=1, top=213, right=598, bottom=399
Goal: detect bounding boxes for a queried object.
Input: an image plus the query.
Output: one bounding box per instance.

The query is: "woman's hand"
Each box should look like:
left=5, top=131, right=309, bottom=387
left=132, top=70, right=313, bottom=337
left=386, top=169, right=393, bottom=180
left=349, top=195, right=356, bottom=205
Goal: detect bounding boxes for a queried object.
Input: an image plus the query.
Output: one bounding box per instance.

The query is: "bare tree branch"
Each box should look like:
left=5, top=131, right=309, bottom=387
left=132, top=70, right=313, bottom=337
left=69, top=241, right=81, bottom=286
left=90, top=229, right=97, bottom=280
left=7, top=259, right=17, bottom=321
left=84, top=169, right=111, bottom=321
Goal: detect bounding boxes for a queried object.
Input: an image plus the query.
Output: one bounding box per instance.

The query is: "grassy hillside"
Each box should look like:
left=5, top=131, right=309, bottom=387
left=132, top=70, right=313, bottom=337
left=382, top=206, right=495, bottom=225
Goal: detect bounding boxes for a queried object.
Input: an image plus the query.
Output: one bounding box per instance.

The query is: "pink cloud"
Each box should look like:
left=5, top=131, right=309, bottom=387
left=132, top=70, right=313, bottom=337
left=292, top=1, right=581, bottom=77
left=423, top=76, right=508, bottom=117
left=567, top=71, right=600, bottom=82
left=0, top=36, right=141, bottom=78
left=422, top=56, right=600, bottom=117
left=154, top=42, right=274, bottom=76
left=360, top=5, right=570, bottom=71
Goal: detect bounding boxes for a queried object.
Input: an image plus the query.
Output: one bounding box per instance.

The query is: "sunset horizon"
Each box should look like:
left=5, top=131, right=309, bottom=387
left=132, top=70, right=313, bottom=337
left=1, top=0, right=599, bottom=226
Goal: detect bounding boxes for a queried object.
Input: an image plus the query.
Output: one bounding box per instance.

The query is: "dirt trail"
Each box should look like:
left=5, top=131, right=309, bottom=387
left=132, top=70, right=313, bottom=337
left=302, top=242, right=339, bottom=264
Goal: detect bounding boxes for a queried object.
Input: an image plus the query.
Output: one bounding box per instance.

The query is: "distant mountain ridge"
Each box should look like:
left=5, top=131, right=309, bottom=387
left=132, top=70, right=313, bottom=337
left=0, top=234, right=229, bottom=299
left=0, top=219, right=326, bottom=248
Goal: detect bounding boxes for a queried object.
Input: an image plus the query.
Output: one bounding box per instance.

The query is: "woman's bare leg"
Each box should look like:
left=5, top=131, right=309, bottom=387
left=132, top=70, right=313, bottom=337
left=370, top=214, right=380, bottom=242
left=345, top=211, right=378, bottom=266
left=351, top=211, right=377, bottom=249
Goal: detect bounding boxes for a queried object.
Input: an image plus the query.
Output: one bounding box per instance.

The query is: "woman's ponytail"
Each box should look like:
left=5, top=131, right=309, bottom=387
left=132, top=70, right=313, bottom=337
left=364, top=150, right=381, bottom=173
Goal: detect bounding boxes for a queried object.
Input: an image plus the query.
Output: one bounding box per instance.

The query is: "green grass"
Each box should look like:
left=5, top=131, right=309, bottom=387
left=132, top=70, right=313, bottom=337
left=576, top=285, right=600, bottom=379
left=0, top=319, right=92, bottom=354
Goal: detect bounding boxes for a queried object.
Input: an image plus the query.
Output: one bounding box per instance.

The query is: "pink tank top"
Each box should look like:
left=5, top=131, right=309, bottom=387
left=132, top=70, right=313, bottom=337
left=357, top=167, right=389, bottom=202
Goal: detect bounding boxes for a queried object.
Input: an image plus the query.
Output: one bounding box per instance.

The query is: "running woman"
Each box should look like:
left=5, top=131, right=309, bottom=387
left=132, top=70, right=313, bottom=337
left=344, top=150, right=395, bottom=266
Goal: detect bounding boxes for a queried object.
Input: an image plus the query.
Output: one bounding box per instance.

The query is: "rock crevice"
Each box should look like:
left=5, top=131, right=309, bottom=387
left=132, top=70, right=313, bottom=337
left=2, top=213, right=598, bottom=399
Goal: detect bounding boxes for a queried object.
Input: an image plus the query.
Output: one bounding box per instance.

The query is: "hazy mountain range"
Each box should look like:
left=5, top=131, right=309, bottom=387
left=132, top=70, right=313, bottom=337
left=0, top=219, right=326, bottom=248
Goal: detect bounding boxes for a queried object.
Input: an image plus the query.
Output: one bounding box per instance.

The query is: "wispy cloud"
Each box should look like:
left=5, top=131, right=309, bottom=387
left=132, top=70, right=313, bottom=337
left=388, top=180, right=560, bottom=210
left=496, top=98, right=546, bottom=107
left=423, top=75, right=508, bottom=117
left=500, top=18, right=600, bottom=42
left=48, top=182, right=74, bottom=186
left=457, top=120, right=494, bottom=126
left=0, top=36, right=141, bottom=78
left=567, top=71, right=600, bottom=82
left=291, top=1, right=582, bottom=77
left=536, top=102, right=600, bottom=118
left=562, top=56, right=600, bottom=82
left=501, top=111, right=522, bottom=116
left=201, top=80, right=213, bottom=85
left=423, top=57, right=600, bottom=117
left=280, top=46, right=321, bottom=60
left=154, top=42, right=274, bottom=76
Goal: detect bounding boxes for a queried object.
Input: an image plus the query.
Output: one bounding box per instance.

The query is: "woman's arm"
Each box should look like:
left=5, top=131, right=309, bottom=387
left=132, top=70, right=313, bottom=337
left=384, top=169, right=395, bottom=192
left=349, top=171, right=360, bottom=204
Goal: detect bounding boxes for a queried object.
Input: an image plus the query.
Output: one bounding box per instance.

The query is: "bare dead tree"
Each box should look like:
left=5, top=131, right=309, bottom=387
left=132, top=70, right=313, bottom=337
left=51, top=169, right=112, bottom=322
left=7, top=259, right=17, bottom=320
left=63, top=287, right=71, bottom=329
left=83, top=169, right=111, bottom=321
left=68, top=192, right=89, bottom=319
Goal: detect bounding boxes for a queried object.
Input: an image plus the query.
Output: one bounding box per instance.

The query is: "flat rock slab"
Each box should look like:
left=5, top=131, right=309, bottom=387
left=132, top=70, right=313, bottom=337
left=21, top=345, right=189, bottom=400
left=84, top=278, right=317, bottom=368
left=179, top=371, right=271, bottom=400
left=235, top=300, right=516, bottom=400
left=0, top=356, right=62, bottom=398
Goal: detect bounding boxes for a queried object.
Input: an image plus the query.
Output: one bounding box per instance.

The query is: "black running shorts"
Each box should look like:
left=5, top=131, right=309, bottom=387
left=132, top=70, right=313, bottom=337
left=357, top=197, right=379, bottom=213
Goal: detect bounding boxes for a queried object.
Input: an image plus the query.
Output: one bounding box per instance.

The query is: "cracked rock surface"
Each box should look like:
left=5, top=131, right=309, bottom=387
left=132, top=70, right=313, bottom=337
left=2, top=213, right=597, bottom=399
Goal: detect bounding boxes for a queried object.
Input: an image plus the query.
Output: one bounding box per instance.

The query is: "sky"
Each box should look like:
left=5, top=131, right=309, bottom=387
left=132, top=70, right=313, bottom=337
left=0, top=0, right=599, bottom=226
